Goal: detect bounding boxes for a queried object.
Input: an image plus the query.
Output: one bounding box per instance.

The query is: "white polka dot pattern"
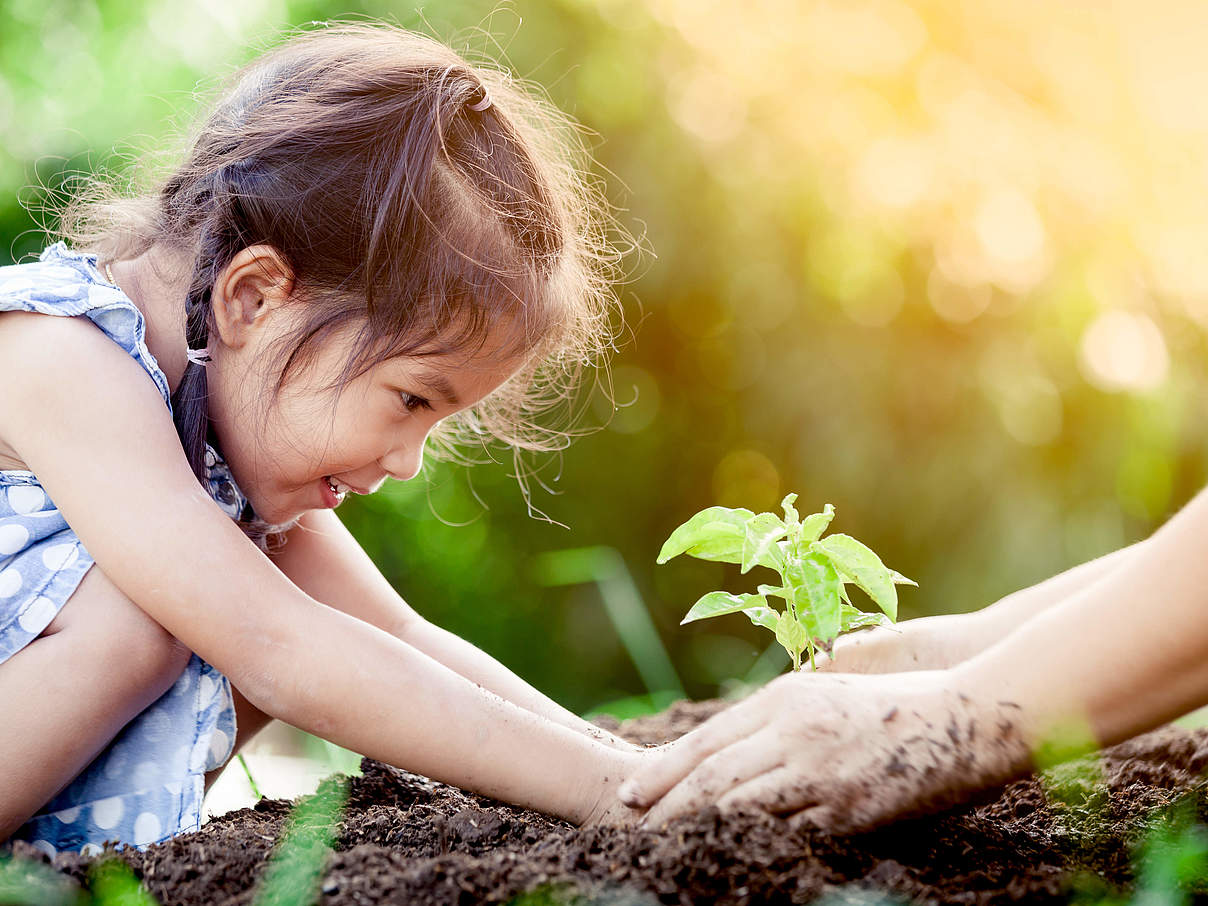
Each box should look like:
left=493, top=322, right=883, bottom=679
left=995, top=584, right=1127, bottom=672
left=17, top=596, right=56, bottom=633
left=133, top=812, right=162, bottom=846
left=0, top=567, right=21, bottom=598
left=91, top=797, right=124, bottom=830
left=0, top=523, right=29, bottom=555
left=7, top=485, right=46, bottom=515
left=40, top=542, right=78, bottom=572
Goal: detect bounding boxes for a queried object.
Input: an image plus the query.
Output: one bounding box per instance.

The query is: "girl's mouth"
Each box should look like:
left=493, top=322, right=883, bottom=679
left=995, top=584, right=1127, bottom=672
left=322, top=475, right=349, bottom=507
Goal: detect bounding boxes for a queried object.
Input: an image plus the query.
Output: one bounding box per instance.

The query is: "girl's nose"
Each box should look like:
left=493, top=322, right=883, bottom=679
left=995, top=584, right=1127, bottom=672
left=379, top=436, right=426, bottom=483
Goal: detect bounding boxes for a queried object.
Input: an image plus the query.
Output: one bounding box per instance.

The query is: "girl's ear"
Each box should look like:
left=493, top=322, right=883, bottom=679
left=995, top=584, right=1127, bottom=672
left=210, top=245, right=296, bottom=349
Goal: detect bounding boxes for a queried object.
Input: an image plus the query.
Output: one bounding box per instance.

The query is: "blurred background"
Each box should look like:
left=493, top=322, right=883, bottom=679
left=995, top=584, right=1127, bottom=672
left=5, top=0, right=1208, bottom=808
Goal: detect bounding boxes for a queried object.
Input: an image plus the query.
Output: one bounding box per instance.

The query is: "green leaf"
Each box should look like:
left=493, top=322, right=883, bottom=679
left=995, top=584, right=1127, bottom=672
left=681, top=590, right=766, bottom=625
left=797, top=608, right=821, bottom=643
left=781, top=493, right=800, bottom=528
left=743, top=605, right=780, bottom=631
left=811, top=534, right=898, bottom=621
left=890, top=569, right=918, bottom=587
left=741, top=512, right=788, bottom=574
left=800, top=504, right=836, bottom=544
left=786, top=551, right=842, bottom=643
left=757, top=583, right=790, bottom=601
left=774, top=610, right=808, bottom=660
left=657, top=506, right=755, bottom=565
left=841, top=602, right=889, bottom=631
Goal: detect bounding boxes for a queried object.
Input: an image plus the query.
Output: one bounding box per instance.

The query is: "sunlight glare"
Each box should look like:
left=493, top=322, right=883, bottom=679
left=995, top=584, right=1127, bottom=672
left=1079, top=311, right=1170, bottom=393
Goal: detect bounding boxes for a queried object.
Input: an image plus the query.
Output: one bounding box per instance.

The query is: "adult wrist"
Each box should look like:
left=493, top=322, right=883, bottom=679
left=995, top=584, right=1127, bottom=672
left=947, top=659, right=1038, bottom=782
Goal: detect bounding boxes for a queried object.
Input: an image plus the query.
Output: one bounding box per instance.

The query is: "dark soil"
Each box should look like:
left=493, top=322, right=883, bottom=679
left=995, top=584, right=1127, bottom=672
left=6, top=699, right=1208, bottom=905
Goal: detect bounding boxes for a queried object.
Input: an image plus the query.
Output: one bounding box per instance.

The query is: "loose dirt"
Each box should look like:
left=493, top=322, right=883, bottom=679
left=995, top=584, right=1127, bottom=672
left=6, top=700, right=1208, bottom=905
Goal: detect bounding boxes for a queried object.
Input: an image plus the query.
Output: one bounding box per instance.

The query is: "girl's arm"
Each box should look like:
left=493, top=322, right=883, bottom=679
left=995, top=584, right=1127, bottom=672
left=817, top=539, right=1149, bottom=674
left=621, top=489, right=1208, bottom=831
left=267, top=508, right=633, bottom=750
left=1, top=313, right=636, bottom=823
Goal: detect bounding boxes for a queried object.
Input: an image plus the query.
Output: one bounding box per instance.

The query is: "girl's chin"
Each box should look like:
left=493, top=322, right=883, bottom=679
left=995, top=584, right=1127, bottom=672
left=241, top=479, right=328, bottom=525
left=245, top=492, right=301, bottom=526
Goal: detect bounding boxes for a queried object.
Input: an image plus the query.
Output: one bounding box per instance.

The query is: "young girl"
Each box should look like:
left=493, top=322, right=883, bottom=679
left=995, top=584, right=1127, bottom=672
left=0, top=23, right=643, bottom=853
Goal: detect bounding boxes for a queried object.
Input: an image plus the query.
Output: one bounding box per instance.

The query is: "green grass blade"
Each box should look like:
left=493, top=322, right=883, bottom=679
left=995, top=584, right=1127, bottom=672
left=0, top=853, right=89, bottom=906
left=534, top=546, right=685, bottom=702
left=88, top=858, right=160, bottom=906
left=251, top=779, right=348, bottom=906
left=238, top=753, right=263, bottom=800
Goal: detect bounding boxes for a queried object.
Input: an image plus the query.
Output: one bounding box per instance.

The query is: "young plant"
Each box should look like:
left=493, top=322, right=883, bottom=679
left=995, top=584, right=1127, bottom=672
left=658, top=495, right=916, bottom=671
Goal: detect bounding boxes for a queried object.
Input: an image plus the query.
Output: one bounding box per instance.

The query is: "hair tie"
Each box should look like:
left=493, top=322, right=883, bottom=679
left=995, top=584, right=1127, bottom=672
left=186, top=347, right=212, bottom=366
left=468, top=87, right=492, bottom=112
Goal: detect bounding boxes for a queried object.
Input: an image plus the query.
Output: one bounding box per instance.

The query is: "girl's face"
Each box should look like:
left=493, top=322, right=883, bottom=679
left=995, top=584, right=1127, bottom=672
left=207, top=312, right=523, bottom=526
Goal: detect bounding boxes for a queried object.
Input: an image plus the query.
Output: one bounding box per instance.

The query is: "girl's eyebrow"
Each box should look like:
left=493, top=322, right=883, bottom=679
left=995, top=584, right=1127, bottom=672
left=413, top=370, right=460, bottom=406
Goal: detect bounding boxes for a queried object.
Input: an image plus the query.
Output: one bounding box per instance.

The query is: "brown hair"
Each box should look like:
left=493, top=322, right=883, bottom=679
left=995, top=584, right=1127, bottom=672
left=58, top=23, right=623, bottom=544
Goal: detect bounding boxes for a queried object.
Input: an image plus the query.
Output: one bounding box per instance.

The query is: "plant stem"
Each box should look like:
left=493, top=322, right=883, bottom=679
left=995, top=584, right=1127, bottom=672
left=807, top=640, right=816, bottom=672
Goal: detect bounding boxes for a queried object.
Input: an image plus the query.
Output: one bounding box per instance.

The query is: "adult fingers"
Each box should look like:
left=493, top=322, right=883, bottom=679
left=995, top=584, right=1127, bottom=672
left=618, top=700, right=770, bottom=809
left=638, top=730, right=785, bottom=827
left=788, top=800, right=888, bottom=836
left=787, top=805, right=835, bottom=833
left=715, top=767, right=821, bottom=816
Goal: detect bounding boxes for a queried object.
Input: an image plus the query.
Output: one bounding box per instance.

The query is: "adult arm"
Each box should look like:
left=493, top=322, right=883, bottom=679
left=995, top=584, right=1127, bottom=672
left=267, top=507, right=633, bottom=750
left=0, top=312, right=634, bottom=824
left=620, top=489, right=1208, bottom=831
left=816, top=539, right=1149, bottom=674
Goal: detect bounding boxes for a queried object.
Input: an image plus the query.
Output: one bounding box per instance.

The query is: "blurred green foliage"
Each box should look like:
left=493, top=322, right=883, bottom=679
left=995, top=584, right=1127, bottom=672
left=5, top=0, right=1208, bottom=712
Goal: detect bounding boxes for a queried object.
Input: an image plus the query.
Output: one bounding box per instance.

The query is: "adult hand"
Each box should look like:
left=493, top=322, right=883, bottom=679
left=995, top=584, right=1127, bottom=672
left=618, top=669, right=1029, bottom=834
left=816, top=611, right=994, bottom=675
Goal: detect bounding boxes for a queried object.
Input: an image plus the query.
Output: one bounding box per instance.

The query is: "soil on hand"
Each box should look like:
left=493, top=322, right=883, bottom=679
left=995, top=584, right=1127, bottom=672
left=7, top=700, right=1208, bottom=905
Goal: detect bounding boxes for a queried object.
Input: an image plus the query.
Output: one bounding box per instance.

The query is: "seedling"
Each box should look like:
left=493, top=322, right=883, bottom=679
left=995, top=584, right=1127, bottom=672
left=657, top=495, right=915, bottom=671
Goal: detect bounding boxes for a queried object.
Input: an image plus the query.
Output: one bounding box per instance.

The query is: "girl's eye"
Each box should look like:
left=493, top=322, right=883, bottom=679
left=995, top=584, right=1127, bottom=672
left=400, top=392, right=434, bottom=413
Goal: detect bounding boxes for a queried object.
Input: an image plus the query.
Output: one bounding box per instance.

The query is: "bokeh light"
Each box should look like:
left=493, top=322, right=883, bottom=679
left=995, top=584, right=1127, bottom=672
left=6, top=0, right=1208, bottom=722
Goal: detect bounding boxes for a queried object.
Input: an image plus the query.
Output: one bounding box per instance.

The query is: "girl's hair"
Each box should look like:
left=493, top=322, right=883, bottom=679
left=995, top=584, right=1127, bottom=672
left=57, top=23, right=622, bottom=545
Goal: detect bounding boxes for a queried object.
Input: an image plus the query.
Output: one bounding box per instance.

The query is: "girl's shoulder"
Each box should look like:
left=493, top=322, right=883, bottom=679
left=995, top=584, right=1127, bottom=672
left=0, top=243, right=106, bottom=318
left=0, top=243, right=172, bottom=407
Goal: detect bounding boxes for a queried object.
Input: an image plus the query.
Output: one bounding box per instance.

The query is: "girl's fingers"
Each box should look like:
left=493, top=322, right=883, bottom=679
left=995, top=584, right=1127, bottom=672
left=715, top=766, right=821, bottom=816
left=637, top=730, right=785, bottom=827
left=618, top=702, right=770, bottom=809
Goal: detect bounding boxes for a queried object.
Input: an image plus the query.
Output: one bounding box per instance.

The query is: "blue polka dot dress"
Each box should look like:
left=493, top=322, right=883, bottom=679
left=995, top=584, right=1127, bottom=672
left=0, top=243, right=244, bottom=854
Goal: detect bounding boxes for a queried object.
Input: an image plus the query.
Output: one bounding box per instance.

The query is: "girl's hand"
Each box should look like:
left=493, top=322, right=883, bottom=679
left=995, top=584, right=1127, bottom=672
left=580, top=749, right=651, bottom=827
left=584, top=726, right=644, bottom=754
left=617, top=670, right=1028, bottom=834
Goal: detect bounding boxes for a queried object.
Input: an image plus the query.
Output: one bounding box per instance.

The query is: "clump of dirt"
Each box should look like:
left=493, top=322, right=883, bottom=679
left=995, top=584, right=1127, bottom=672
left=6, top=700, right=1208, bottom=905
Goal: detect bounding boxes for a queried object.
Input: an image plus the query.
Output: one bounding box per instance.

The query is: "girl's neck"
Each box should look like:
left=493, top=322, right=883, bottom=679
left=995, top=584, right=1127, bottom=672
left=105, top=246, right=193, bottom=394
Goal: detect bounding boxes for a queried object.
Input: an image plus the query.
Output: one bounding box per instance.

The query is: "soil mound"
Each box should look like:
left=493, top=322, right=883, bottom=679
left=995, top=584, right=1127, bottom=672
left=6, top=700, right=1208, bottom=905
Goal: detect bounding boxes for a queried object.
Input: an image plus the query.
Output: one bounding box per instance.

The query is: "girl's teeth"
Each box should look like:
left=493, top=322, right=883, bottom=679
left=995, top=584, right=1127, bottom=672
left=326, top=477, right=345, bottom=498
